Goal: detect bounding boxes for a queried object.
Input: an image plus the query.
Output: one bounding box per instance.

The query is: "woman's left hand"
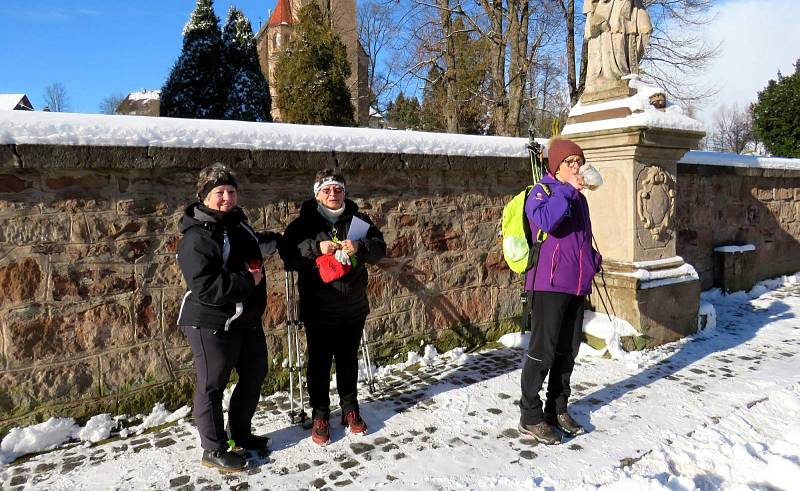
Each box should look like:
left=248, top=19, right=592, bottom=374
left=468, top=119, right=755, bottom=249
left=340, top=240, right=360, bottom=256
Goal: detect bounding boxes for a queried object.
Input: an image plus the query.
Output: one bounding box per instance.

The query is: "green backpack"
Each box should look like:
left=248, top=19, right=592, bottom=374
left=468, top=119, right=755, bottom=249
left=501, top=182, right=551, bottom=274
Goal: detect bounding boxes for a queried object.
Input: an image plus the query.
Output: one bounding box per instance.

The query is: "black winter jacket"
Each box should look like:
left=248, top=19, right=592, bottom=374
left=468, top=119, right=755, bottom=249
left=176, top=203, right=278, bottom=330
left=279, top=199, right=386, bottom=324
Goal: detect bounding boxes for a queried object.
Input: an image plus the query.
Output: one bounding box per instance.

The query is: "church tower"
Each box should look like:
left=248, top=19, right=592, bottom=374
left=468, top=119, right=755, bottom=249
left=255, top=0, right=370, bottom=124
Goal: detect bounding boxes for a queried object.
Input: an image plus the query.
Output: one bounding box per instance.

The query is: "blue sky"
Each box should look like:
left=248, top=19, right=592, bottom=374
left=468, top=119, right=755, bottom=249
left=1, top=0, right=799, bottom=123
left=0, top=0, right=273, bottom=113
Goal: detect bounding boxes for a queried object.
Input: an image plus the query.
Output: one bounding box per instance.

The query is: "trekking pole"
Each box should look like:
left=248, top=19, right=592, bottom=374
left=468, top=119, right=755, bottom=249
left=527, top=120, right=545, bottom=184
left=591, top=236, right=618, bottom=323
left=360, top=330, right=376, bottom=394
left=519, top=119, right=550, bottom=333
left=284, top=270, right=308, bottom=425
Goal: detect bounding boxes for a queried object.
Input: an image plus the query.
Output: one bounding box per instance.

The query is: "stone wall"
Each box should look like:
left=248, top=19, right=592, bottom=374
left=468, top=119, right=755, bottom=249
left=0, top=144, right=528, bottom=433
left=676, top=163, right=800, bottom=290
left=2, top=142, right=799, bottom=434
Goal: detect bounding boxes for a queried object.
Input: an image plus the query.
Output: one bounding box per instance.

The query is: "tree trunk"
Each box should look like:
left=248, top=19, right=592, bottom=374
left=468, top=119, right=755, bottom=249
left=506, top=0, right=530, bottom=136
left=488, top=0, right=507, bottom=135
left=565, top=0, right=579, bottom=105
left=439, top=0, right=460, bottom=133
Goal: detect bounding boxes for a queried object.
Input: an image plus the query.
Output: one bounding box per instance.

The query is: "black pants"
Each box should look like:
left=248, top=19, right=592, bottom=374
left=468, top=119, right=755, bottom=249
left=519, top=291, right=585, bottom=425
left=182, top=325, right=268, bottom=451
left=304, top=316, right=365, bottom=421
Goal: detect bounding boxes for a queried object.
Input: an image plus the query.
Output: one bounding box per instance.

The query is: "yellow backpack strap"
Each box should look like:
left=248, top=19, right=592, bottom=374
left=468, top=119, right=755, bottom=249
left=539, top=182, right=551, bottom=197
left=534, top=183, right=550, bottom=243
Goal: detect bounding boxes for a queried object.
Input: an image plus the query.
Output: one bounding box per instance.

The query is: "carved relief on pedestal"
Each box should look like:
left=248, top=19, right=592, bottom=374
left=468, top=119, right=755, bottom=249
left=636, top=164, right=675, bottom=248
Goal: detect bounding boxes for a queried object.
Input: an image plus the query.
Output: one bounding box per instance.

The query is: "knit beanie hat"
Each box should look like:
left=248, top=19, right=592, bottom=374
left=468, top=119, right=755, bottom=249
left=196, top=163, right=238, bottom=201
left=547, top=138, right=584, bottom=175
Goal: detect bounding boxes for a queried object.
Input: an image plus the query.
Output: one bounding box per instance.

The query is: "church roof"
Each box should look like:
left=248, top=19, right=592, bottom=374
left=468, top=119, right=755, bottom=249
left=267, top=0, right=293, bottom=27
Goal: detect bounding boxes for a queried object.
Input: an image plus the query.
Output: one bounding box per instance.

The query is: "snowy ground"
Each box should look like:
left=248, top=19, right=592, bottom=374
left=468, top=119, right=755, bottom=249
left=1, top=277, right=799, bottom=490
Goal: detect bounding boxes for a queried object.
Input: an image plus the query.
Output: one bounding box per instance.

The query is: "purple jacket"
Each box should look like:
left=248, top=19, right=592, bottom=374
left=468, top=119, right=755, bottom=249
left=524, top=174, right=601, bottom=296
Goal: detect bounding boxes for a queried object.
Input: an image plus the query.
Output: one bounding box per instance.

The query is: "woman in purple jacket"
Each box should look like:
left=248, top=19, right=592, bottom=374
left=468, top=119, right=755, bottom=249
left=518, top=138, right=602, bottom=445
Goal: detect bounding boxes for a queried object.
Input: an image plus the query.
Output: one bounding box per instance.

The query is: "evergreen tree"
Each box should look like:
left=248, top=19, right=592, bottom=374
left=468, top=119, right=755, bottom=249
left=386, top=92, right=421, bottom=130
left=752, top=59, right=800, bottom=158
left=160, top=0, right=225, bottom=119
left=420, top=65, right=447, bottom=132
left=418, top=18, right=488, bottom=134
left=221, top=7, right=272, bottom=122
left=273, top=3, right=355, bottom=126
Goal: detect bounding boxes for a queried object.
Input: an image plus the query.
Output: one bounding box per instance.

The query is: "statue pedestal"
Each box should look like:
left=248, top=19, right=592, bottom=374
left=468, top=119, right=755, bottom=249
left=563, top=125, right=705, bottom=347
left=580, top=82, right=634, bottom=105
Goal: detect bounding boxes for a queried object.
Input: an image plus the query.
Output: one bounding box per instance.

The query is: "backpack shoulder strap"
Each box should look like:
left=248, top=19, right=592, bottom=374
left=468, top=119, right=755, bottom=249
left=539, top=182, right=551, bottom=197
left=531, top=182, right=550, bottom=244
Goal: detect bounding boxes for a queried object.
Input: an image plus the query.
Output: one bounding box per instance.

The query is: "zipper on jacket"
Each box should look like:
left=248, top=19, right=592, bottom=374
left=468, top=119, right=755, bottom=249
left=222, top=230, right=230, bottom=269
left=577, top=249, right=583, bottom=295
left=550, top=243, right=560, bottom=287
left=177, top=290, right=192, bottom=325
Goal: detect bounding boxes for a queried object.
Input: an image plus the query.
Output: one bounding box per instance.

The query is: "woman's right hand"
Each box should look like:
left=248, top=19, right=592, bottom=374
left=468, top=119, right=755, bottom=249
left=565, top=172, right=585, bottom=191
left=319, top=240, right=340, bottom=255
left=247, top=263, right=263, bottom=285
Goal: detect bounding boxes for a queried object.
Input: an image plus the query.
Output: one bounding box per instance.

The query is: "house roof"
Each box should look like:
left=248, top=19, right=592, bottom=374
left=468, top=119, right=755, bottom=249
left=267, top=0, right=293, bottom=27
left=116, top=91, right=161, bottom=116
left=0, top=94, right=34, bottom=111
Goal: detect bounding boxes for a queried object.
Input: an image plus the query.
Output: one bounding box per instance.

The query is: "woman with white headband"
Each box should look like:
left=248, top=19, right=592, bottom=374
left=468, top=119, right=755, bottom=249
left=280, top=168, right=386, bottom=446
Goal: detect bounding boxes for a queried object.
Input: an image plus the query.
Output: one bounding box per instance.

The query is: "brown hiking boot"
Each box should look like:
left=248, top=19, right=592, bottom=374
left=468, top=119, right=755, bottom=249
left=518, top=421, right=562, bottom=445
left=545, top=411, right=585, bottom=435
left=341, top=409, right=367, bottom=435
left=311, top=418, right=330, bottom=446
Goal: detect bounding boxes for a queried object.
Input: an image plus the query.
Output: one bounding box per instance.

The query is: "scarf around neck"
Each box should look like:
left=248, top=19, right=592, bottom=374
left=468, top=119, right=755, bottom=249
left=317, top=204, right=345, bottom=224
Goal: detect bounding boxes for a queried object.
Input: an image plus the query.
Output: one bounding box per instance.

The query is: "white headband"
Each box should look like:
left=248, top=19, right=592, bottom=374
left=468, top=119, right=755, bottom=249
left=314, top=177, right=346, bottom=196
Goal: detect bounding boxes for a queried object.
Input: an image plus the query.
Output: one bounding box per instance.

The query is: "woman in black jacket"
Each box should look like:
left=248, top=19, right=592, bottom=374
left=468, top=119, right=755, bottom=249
left=176, top=163, right=279, bottom=472
left=280, top=168, right=386, bottom=446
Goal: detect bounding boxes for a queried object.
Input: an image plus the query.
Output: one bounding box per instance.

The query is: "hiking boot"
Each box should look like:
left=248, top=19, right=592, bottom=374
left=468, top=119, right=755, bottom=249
left=311, top=418, right=330, bottom=446
left=545, top=412, right=585, bottom=436
left=518, top=421, right=562, bottom=445
left=341, top=409, right=367, bottom=435
left=231, top=433, right=272, bottom=451
left=201, top=449, right=246, bottom=472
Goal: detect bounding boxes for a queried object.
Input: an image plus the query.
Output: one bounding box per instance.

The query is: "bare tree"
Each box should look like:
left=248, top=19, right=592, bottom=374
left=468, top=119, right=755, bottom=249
left=43, top=83, right=70, bottom=112
left=394, top=0, right=560, bottom=135
left=640, top=0, right=720, bottom=103
left=99, top=93, right=126, bottom=115
left=397, top=0, right=466, bottom=133
left=457, top=1, right=559, bottom=136
left=526, top=54, right=570, bottom=136
left=551, top=0, right=587, bottom=106
left=357, top=0, right=406, bottom=111
left=707, top=103, right=754, bottom=154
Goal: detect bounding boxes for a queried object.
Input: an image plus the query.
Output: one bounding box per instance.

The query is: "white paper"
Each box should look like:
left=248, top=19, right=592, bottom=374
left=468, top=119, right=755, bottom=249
left=347, top=216, right=370, bottom=241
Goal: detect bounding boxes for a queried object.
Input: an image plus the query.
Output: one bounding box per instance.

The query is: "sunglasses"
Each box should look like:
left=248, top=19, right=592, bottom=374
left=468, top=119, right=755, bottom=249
left=319, top=186, right=344, bottom=195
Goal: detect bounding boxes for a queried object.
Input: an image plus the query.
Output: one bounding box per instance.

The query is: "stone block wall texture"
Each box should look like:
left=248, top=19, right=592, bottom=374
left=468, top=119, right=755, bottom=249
left=0, top=144, right=528, bottom=432
left=1, top=144, right=798, bottom=433
left=675, top=163, right=800, bottom=290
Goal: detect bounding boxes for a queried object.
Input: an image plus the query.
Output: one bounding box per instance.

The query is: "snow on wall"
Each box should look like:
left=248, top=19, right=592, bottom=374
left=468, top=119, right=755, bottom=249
left=0, top=110, right=531, bottom=158
left=679, top=151, right=800, bottom=171
left=714, top=244, right=756, bottom=253
left=2, top=110, right=798, bottom=169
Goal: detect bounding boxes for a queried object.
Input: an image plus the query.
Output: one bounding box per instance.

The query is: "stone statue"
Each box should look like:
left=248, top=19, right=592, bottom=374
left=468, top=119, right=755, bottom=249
left=582, top=0, right=653, bottom=102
